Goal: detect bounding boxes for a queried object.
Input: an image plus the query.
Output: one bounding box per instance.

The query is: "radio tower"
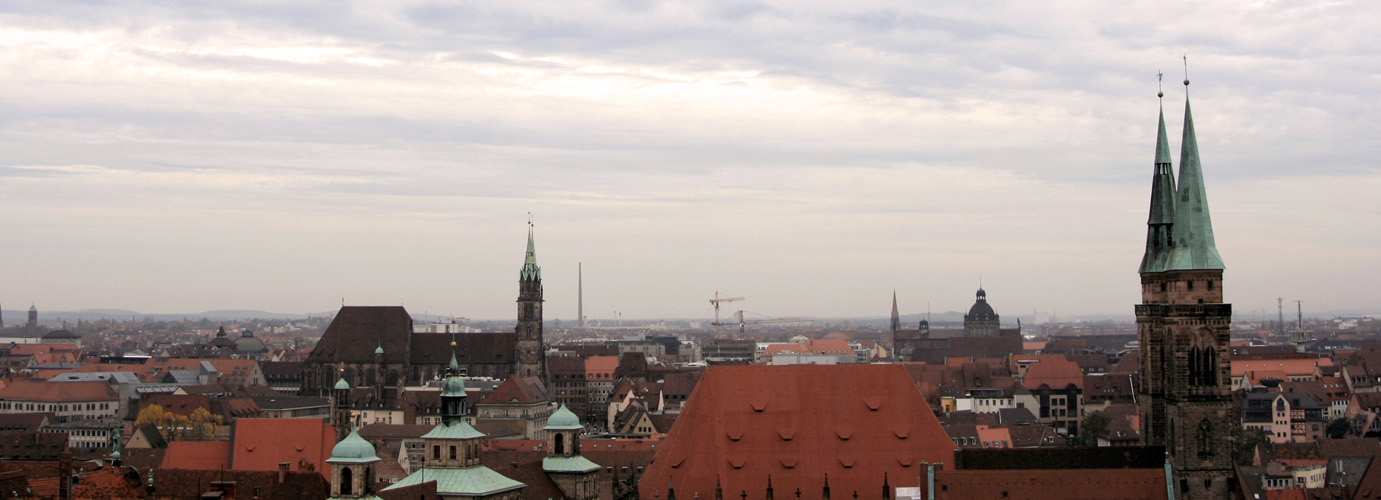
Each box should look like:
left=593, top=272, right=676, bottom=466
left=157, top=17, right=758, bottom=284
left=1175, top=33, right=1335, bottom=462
left=1277, top=297, right=1284, bottom=335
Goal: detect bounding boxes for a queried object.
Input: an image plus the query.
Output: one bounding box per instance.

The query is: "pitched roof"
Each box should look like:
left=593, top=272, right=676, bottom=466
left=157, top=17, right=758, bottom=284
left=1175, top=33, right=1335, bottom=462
left=0, top=379, right=117, bottom=402
left=306, top=306, right=414, bottom=364
left=1021, top=358, right=1085, bottom=390
left=585, top=356, right=619, bottom=380
left=0, top=431, right=66, bottom=460
left=151, top=468, right=330, bottom=500
left=160, top=441, right=232, bottom=470
left=411, top=332, right=515, bottom=366
left=230, top=418, right=335, bottom=477
left=476, top=375, right=547, bottom=406
left=639, top=364, right=955, bottom=498
left=0, top=412, right=53, bottom=433
left=1233, top=358, right=1331, bottom=378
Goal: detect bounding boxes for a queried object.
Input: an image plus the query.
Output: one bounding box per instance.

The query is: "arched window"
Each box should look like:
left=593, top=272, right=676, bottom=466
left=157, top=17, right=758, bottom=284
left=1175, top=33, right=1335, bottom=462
left=341, top=467, right=353, bottom=495
left=555, top=433, right=565, bottom=455
left=1197, top=420, right=1213, bottom=457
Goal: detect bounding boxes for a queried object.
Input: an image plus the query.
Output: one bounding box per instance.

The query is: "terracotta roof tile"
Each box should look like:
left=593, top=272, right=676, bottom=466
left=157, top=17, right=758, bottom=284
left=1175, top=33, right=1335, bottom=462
left=230, top=418, right=335, bottom=478
left=161, top=441, right=232, bottom=470
left=639, top=364, right=955, bottom=498
left=0, top=380, right=117, bottom=402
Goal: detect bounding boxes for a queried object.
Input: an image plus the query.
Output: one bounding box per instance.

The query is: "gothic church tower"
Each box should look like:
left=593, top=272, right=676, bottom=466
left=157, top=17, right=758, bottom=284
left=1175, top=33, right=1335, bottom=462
left=1136, top=75, right=1233, bottom=500
left=516, top=226, right=547, bottom=383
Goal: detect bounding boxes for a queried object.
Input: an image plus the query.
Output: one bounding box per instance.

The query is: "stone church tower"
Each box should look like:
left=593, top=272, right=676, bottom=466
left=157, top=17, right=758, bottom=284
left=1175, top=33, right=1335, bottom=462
left=515, top=226, right=547, bottom=382
left=1136, top=77, right=1234, bottom=500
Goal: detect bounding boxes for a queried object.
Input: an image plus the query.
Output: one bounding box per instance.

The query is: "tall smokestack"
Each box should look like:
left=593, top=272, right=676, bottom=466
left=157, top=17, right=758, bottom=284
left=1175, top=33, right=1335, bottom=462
left=578, top=263, right=585, bottom=329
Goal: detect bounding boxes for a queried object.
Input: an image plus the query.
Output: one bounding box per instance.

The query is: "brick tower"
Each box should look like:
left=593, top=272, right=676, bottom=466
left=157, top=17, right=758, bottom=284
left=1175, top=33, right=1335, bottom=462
left=1136, top=74, right=1234, bottom=500
left=515, top=225, right=547, bottom=383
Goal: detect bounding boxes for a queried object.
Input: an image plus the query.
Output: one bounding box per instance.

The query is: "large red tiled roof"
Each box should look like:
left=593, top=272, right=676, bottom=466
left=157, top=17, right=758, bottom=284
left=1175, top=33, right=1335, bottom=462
left=639, top=364, right=955, bottom=499
left=160, top=441, right=232, bottom=470
left=585, top=356, right=619, bottom=380
left=0, top=380, right=117, bottom=402
left=1020, top=357, right=1084, bottom=390
left=230, top=418, right=334, bottom=478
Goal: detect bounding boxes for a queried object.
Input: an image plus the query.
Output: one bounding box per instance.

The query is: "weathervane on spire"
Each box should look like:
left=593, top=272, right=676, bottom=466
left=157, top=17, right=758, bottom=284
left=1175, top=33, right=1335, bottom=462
left=528, top=211, right=533, bottom=229
left=1157, top=71, right=1164, bottom=98
left=1183, top=54, right=1190, bottom=87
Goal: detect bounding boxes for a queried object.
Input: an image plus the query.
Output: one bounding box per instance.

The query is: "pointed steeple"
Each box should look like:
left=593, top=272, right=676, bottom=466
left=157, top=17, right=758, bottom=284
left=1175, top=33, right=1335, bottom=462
left=889, top=292, right=900, bottom=333
left=1166, top=77, right=1225, bottom=271
left=520, top=224, right=541, bottom=281
left=1139, top=78, right=1178, bottom=274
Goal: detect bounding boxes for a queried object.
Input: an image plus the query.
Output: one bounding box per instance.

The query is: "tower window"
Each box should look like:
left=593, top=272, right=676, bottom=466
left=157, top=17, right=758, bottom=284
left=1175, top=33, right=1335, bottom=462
left=450, top=446, right=457, bottom=460
left=433, top=445, right=440, bottom=460
left=1207, top=280, right=1214, bottom=291
left=1187, top=281, right=1195, bottom=291
left=1160, top=282, right=1167, bottom=292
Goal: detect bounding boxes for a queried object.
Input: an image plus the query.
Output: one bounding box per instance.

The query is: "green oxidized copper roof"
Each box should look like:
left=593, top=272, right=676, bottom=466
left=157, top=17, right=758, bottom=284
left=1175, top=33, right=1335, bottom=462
left=1165, top=95, right=1225, bottom=271
left=442, top=350, right=466, bottom=397
left=545, top=403, right=582, bottom=431
left=334, top=378, right=350, bottom=390
left=543, top=455, right=601, bottom=474
left=422, top=419, right=487, bottom=440
left=384, top=465, right=525, bottom=496
left=328, top=430, right=379, bottom=464
left=1139, top=101, right=1179, bottom=274
left=520, top=228, right=541, bottom=281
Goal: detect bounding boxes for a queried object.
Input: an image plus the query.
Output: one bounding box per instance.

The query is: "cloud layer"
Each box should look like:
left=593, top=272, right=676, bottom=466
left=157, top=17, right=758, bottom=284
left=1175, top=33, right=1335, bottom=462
left=2, top=1, right=1378, bottom=321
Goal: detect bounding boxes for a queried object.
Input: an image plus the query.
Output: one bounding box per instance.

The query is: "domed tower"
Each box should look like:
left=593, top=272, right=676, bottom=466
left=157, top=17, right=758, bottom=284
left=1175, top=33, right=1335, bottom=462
left=384, top=344, right=527, bottom=498
left=515, top=225, right=547, bottom=382
left=332, top=376, right=352, bottom=442
left=543, top=404, right=600, bottom=500
left=326, top=430, right=384, bottom=500
left=963, top=288, right=1000, bottom=337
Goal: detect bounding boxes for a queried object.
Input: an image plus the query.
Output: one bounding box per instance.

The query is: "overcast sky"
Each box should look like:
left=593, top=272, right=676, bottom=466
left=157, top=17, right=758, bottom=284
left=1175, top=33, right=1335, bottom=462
left=2, top=1, right=1378, bottom=323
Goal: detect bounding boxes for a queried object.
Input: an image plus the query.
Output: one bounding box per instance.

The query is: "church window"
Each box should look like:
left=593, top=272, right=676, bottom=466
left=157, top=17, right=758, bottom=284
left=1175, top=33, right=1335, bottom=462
left=555, top=433, right=566, bottom=455
left=1207, top=280, right=1214, bottom=291
left=341, top=467, right=353, bottom=495
left=450, top=446, right=457, bottom=460
left=1187, top=281, right=1195, bottom=291
left=1197, top=420, right=1213, bottom=458
left=433, top=445, right=440, bottom=460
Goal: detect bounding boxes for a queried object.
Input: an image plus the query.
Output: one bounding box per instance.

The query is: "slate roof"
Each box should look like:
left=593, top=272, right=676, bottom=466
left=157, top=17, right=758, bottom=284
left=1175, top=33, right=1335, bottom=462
left=0, top=431, right=66, bottom=460
left=411, top=332, right=515, bottom=366
left=306, top=306, right=414, bottom=364
left=0, top=412, right=53, bottom=433
left=476, top=375, right=547, bottom=406
left=639, top=364, right=956, bottom=498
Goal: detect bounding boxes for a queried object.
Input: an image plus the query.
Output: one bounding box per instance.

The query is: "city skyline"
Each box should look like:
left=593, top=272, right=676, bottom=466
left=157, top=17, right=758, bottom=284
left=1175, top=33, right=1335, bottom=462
left=3, top=2, right=1378, bottom=321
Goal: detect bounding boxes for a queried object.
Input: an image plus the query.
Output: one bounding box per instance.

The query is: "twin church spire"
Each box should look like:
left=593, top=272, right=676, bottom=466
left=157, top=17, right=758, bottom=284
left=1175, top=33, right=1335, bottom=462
left=1140, top=72, right=1224, bottom=274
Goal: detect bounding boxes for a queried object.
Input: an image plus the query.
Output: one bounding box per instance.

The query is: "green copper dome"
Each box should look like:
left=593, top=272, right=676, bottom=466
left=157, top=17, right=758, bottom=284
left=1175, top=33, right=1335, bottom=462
left=545, top=403, right=582, bottom=431
left=335, top=378, right=350, bottom=390
left=328, top=430, right=379, bottom=464
left=442, top=374, right=467, bottom=397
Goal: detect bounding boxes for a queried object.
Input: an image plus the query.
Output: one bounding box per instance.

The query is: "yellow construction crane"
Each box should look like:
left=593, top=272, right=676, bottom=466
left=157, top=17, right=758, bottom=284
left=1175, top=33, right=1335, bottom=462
left=709, top=291, right=745, bottom=336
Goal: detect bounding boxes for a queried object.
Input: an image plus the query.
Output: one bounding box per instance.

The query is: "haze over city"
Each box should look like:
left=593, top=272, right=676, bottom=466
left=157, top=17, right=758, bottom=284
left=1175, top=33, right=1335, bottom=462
left=2, top=1, right=1378, bottom=321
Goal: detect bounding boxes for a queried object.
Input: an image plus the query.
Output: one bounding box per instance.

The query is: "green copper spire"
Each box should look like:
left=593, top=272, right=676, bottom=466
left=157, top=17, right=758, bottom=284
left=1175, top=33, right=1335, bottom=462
left=520, top=225, right=541, bottom=281
left=1139, top=91, right=1178, bottom=274
left=1166, top=88, right=1225, bottom=271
